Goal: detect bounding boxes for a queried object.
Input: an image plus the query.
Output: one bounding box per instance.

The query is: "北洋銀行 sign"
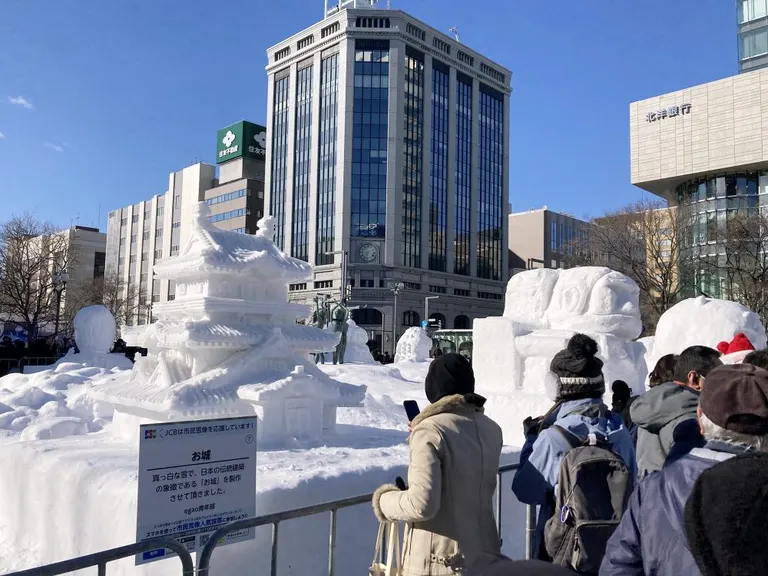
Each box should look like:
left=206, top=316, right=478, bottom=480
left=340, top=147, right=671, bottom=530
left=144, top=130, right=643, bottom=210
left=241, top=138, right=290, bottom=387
left=646, top=104, right=691, bottom=122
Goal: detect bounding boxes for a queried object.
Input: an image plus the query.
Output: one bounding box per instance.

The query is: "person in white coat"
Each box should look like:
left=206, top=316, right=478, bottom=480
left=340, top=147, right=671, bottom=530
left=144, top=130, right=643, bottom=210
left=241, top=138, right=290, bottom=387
left=372, top=353, right=503, bottom=575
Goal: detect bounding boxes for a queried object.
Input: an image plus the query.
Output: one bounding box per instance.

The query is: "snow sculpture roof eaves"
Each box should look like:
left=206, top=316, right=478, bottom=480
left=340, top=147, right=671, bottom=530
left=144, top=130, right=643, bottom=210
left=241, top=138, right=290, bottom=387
left=153, top=203, right=312, bottom=281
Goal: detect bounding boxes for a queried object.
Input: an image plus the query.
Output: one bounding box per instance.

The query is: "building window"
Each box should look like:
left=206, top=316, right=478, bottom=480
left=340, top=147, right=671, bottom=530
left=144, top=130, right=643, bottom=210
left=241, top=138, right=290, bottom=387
left=406, top=23, right=426, bottom=41
left=429, top=63, right=449, bottom=272
left=457, top=50, right=474, bottom=67
left=270, top=74, right=291, bottom=249
left=154, top=249, right=163, bottom=259
left=289, top=283, right=307, bottom=291
left=321, top=22, right=340, bottom=38
left=455, top=76, right=472, bottom=275
left=740, top=27, right=768, bottom=60
left=480, top=62, right=505, bottom=84
left=297, top=34, right=314, bottom=50
left=209, top=208, right=249, bottom=223
left=477, top=291, right=502, bottom=300
left=454, top=314, right=471, bottom=329
left=359, top=279, right=375, bottom=287
left=152, top=295, right=160, bottom=303
left=432, top=37, right=451, bottom=55
left=144, top=210, right=151, bottom=221
left=551, top=219, right=558, bottom=252
left=275, top=46, right=291, bottom=61
left=477, top=86, right=504, bottom=281
left=454, top=288, right=470, bottom=296
left=143, top=230, right=150, bottom=241
left=403, top=310, right=420, bottom=327
left=429, top=285, right=446, bottom=294
left=352, top=39, right=389, bottom=239
left=402, top=48, right=424, bottom=268
left=739, top=0, right=768, bottom=24
left=171, top=245, right=180, bottom=255
left=172, top=222, right=181, bottom=229
left=131, top=234, right=137, bottom=244
left=314, top=280, right=333, bottom=289
left=140, top=273, right=148, bottom=283
left=157, top=206, right=164, bottom=218
left=129, top=255, right=137, bottom=263
left=206, top=189, right=248, bottom=205
left=121, top=217, right=127, bottom=227
left=292, top=64, right=313, bottom=262
left=316, top=52, right=339, bottom=265
left=141, top=252, right=149, bottom=262
left=93, top=252, right=105, bottom=279
left=404, top=282, right=421, bottom=290
left=155, top=228, right=163, bottom=238
left=352, top=308, right=382, bottom=325
left=132, top=214, right=139, bottom=223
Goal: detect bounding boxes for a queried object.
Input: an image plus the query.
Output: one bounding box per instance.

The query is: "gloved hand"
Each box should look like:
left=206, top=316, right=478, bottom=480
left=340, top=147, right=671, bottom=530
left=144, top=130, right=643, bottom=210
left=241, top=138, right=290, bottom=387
left=523, top=415, right=544, bottom=437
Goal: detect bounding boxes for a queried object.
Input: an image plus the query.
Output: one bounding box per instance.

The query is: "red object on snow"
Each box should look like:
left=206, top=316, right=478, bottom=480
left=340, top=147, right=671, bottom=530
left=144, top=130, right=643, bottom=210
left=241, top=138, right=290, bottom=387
left=717, top=333, right=755, bottom=356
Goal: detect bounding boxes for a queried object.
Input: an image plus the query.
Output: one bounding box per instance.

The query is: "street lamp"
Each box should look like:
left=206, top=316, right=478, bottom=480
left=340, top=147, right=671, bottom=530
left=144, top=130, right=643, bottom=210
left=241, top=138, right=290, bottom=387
left=52, top=270, right=69, bottom=340
left=324, top=250, right=349, bottom=303
left=424, top=295, right=439, bottom=323
left=389, top=281, right=404, bottom=353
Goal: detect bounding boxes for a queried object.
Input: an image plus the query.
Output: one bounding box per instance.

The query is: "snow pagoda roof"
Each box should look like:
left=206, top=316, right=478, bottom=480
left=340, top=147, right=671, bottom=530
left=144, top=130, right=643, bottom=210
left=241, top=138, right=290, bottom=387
left=153, top=203, right=312, bottom=282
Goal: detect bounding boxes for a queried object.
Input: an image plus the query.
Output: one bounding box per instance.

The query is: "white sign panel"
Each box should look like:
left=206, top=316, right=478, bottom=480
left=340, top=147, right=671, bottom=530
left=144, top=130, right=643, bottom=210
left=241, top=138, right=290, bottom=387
left=136, top=416, right=258, bottom=565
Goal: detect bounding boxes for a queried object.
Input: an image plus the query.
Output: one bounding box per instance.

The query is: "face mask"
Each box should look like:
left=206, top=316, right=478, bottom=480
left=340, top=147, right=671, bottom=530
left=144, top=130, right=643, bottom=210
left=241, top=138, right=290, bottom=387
left=544, top=372, right=560, bottom=402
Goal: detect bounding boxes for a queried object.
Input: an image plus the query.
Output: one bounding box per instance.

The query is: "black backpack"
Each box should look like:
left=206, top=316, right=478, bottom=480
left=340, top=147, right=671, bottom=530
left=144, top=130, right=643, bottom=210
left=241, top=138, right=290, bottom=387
left=543, top=426, right=634, bottom=574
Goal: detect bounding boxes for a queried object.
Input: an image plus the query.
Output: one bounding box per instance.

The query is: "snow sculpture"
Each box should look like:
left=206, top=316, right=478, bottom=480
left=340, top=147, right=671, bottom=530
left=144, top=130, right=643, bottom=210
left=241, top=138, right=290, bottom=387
left=395, top=327, right=432, bottom=363
left=89, top=203, right=366, bottom=444
left=474, top=266, right=647, bottom=400
left=647, top=296, right=766, bottom=371
left=342, top=319, right=375, bottom=363
left=74, top=305, right=115, bottom=355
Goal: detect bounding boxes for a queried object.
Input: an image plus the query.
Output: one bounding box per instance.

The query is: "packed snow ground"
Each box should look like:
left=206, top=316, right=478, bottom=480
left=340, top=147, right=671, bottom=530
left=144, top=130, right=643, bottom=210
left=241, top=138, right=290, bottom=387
left=0, top=359, right=526, bottom=575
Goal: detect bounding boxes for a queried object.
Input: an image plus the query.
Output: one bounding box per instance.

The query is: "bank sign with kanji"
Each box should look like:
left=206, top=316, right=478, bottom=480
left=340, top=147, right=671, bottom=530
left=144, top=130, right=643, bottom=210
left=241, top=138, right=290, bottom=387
left=216, top=121, right=267, bottom=164
left=135, top=416, right=258, bottom=565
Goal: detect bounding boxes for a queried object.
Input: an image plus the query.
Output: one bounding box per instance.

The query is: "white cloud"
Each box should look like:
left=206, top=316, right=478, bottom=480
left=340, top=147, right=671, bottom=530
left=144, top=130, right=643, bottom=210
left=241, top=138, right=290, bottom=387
left=44, top=142, right=64, bottom=153
left=0, top=132, right=5, bottom=140
left=8, top=96, right=33, bottom=109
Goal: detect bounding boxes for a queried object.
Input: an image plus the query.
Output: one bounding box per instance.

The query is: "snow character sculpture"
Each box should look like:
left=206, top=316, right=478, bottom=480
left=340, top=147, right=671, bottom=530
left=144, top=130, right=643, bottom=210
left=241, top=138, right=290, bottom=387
left=51, top=305, right=133, bottom=370
left=330, top=301, right=350, bottom=365
left=645, top=296, right=767, bottom=372
left=343, top=319, right=375, bottom=363
left=394, top=327, right=433, bottom=363
left=90, top=203, right=365, bottom=444
left=473, top=267, right=646, bottom=446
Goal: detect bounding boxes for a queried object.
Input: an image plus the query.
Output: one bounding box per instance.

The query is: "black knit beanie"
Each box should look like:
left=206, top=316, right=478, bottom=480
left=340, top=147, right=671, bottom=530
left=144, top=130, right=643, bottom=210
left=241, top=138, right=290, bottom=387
left=425, top=353, right=476, bottom=404
left=549, top=334, right=605, bottom=401
left=684, top=453, right=768, bottom=576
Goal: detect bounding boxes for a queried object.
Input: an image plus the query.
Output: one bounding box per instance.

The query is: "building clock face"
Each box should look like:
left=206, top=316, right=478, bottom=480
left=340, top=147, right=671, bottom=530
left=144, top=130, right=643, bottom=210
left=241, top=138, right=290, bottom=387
left=358, top=243, right=377, bottom=263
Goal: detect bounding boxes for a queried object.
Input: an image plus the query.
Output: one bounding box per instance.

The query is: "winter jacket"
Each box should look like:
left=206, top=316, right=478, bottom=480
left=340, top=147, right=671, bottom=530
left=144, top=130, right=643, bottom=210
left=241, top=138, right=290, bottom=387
left=466, top=554, right=573, bottom=575
left=511, top=398, right=636, bottom=559
left=373, top=394, right=503, bottom=575
left=600, top=441, right=751, bottom=576
left=631, top=382, right=702, bottom=478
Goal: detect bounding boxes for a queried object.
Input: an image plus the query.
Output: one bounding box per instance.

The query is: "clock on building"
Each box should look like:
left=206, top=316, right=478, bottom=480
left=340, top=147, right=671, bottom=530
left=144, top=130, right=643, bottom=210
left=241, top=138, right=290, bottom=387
left=358, top=243, right=378, bottom=263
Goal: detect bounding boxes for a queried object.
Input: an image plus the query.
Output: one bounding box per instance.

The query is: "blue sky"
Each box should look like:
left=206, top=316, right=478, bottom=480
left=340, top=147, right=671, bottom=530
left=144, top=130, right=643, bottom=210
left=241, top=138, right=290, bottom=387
left=0, top=0, right=736, bottom=230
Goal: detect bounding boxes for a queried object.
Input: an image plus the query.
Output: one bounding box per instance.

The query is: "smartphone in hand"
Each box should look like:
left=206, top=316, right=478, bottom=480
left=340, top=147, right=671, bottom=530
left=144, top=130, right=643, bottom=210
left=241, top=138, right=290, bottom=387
left=403, top=400, right=420, bottom=421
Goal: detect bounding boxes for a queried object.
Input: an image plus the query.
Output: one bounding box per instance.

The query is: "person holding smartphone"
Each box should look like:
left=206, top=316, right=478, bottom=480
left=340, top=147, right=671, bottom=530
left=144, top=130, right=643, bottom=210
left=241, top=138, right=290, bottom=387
left=372, top=353, right=503, bottom=575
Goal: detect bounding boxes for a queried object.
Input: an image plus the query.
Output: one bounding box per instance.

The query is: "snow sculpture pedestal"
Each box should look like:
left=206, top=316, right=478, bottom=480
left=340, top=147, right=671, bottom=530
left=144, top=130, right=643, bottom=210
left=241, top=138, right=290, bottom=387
left=89, top=204, right=365, bottom=445
left=473, top=267, right=647, bottom=447
left=395, top=327, right=432, bottom=363
left=646, top=296, right=767, bottom=371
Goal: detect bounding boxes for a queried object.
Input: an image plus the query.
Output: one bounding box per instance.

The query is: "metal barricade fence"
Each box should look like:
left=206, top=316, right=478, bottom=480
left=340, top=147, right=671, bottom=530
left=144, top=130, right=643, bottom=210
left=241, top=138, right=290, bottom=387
left=6, top=538, right=195, bottom=576
left=5, top=463, right=533, bottom=576
left=196, top=462, right=532, bottom=576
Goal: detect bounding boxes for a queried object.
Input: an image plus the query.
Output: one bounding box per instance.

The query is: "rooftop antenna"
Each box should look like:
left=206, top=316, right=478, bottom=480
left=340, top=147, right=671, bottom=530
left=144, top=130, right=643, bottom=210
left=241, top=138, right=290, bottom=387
left=449, top=26, right=460, bottom=41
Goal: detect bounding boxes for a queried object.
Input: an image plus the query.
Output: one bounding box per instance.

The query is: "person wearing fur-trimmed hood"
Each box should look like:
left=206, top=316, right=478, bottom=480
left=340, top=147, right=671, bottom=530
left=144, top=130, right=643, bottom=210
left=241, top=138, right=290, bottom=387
left=511, top=334, right=636, bottom=561
left=372, top=353, right=503, bottom=575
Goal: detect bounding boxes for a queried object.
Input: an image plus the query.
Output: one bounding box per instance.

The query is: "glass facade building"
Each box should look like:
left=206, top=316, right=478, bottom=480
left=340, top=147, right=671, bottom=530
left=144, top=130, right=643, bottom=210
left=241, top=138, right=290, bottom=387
left=316, top=53, right=339, bottom=266
left=291, top=64, right=313, bottom=261
left=270, top=74, right=291, bottom=250
left=351, top=39, right=389, bottom=239
left=429, top=62, right=449, bottom=272
left=402, top=48, right=424, bottom=268
left=454, top=75, right=472, bottom=276
left=477, top=86, right=505, bottom=280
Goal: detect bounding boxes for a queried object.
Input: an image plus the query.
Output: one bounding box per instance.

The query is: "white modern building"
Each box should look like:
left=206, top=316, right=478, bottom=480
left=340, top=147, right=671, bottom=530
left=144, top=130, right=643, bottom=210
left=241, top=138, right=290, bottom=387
left=630, top=66, right=768, bottom=296
left=265, top=0, right=512, bottom=352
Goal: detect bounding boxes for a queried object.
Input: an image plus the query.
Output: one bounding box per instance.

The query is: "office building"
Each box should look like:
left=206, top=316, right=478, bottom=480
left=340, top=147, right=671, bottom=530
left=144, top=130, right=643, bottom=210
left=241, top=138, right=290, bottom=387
left=105, top=122, right=267, bottom=325
left=508, top=208, right=590, bottom=277
left=630, top=67, right=768, bottom=296
left=265, top=0, right=511, bottom=351
left=739, top=0, right=768, bottom=72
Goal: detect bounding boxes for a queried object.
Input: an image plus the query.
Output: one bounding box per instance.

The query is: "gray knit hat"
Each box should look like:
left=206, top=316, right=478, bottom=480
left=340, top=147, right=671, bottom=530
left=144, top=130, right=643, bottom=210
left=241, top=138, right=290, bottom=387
left=549, top=334, right=605, bottom=401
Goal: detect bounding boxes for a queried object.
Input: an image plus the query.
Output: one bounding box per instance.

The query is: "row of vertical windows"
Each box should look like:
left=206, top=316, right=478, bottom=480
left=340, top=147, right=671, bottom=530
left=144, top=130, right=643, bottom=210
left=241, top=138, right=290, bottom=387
left=402, top=51, right=424, bottom=268
left=291, top=65, right=313, bottom=262
left=351, top=40, right=389, bottom=238
left=429, top=66, right=449, bottom=272
left=316, top=53, right=339, bottom=265
left=477, top=87, right=504, bottom=281
left=206, top=189, right=248, bottom=205
left=455, top=78, right=473, bottom=276
left=209, top=208, right=249, bottom=223
left=270, top=76, right=291, bottom=250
